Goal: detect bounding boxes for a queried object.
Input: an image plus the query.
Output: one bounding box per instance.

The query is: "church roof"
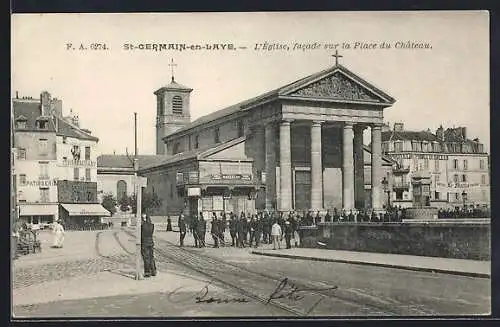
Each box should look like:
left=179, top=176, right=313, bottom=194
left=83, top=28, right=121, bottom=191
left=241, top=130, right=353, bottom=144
left=154, top=78, right=193, bottom=94
left=97, top=154, right=171, bottom=169
left=165, top=64, right=395, bottom=140
left=139, top=136, right=248, bottom=172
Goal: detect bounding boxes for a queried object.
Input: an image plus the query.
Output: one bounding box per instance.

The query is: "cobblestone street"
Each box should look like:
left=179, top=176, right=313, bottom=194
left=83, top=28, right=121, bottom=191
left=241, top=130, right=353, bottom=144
left=12, top=229, right=134, bottom=289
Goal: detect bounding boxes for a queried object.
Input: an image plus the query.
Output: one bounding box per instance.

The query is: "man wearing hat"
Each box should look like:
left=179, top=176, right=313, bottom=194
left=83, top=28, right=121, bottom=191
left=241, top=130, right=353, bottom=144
left=141, top=214, right=157, bottom=277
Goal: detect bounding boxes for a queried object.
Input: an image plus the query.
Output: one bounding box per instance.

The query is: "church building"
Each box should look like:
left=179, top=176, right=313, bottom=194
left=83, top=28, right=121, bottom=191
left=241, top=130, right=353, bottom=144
left=139, top=55, right=396, bottom=218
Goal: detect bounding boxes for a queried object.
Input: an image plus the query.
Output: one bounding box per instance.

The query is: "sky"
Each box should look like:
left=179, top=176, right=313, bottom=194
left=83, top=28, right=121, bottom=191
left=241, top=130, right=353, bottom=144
left=11, top=11, right=489, bottom=155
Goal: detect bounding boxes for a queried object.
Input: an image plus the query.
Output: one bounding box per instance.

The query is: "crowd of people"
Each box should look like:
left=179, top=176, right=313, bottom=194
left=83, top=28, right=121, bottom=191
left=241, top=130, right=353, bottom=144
left=437, top=206, right=491, bottom=219
left=177, top=211, right=303, bottom=250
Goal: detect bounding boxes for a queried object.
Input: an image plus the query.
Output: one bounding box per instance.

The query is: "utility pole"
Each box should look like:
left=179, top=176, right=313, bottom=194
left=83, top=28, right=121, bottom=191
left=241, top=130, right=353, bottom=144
left=134, top=112, right=142, bottom=280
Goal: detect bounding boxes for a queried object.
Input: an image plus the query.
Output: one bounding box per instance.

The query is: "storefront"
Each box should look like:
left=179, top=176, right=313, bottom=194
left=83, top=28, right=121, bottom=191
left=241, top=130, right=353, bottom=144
left=59, top=203, right=111, bottom=229
left=19, top=203, right=59, bottom=228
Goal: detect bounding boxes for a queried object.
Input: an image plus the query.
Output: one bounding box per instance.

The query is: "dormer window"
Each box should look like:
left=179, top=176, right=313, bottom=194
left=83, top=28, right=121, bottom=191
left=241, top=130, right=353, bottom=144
left=172, top=95, right=183, bottom=115
left=36, top=117, right=49, bottom=129
left=15, top=115, right=27, bottom=129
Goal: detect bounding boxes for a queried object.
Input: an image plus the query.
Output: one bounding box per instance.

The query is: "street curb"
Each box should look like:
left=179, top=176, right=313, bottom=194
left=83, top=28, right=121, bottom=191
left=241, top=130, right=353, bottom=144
left=250, top=251, right=490, bottom=279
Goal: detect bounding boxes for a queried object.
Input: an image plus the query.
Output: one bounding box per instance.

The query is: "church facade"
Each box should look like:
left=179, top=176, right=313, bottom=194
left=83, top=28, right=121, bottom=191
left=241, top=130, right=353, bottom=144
left=140, top=60, right=396, bottom=218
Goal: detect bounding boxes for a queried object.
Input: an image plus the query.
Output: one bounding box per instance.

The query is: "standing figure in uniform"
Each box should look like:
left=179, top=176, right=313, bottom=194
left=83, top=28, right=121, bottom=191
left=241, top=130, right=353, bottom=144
left=192, top=214, right=199, bottom=248
left=141, top=214, right=157, bottom=277
left=178, top=214, right=187, bottom=247
left=237, top=215, right=246, bottom=248
left=229, top=213, right=237, bottom=246
left=211, top=214, right=220, bottom=248
left=198, top=212, right=206, bottom=247
left=284, top=219, right=293, bottom=249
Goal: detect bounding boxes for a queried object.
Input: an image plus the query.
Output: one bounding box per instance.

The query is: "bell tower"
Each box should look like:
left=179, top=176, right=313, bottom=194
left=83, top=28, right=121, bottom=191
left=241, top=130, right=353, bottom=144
left=155, top=59, right=193, bottom=155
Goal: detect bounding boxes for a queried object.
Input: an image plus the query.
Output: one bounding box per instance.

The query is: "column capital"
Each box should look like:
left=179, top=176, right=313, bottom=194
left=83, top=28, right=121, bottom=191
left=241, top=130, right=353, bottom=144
left=311, top=120, right=324, bottom=127
left=343, top=121, right=354, bottom=129
left=280, top=119, right=294, bottom=126
left=371, top=123, right=384, bottom=130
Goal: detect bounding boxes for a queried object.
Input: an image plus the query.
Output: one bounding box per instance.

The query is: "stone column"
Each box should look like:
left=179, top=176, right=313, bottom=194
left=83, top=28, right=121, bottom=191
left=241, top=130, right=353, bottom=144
left=279, top=119, right=293, bottom=211
left=265, top=122, right=277, bottom=210
left=371, top=124, right=383, bottom=211
left=342, top=122, right=355, bottom=210
left=310, top=120, right=323, bottom=211
left=353, top=125, right=365, bottom=209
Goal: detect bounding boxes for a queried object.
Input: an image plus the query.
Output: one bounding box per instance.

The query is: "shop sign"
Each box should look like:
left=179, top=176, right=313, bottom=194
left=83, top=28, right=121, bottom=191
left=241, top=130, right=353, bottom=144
left=187, top=187, right=201, bottom=197
left=62, top=159, right=96, bottom=167
left=211, top=174, right=252, bottom=181
left=24, top=179, right=58, bottom=187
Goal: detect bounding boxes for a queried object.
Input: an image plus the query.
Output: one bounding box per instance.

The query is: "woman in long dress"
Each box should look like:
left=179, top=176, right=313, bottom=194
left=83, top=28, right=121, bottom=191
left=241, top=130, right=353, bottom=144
left=52, top=220, right=65, bottom=248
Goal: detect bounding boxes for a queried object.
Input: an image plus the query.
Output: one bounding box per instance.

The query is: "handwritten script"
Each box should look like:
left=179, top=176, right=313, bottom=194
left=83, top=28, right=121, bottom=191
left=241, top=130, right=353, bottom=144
left=168, top=282, right=249, bottom=304
left=267, top=278, right=338, bottom=304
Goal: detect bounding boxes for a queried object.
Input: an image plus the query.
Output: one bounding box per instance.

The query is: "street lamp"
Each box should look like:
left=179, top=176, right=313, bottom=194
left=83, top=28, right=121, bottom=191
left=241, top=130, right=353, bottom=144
left=382, top=177, right=390, bottom=209
left=461, top=191, right=467, bottom=209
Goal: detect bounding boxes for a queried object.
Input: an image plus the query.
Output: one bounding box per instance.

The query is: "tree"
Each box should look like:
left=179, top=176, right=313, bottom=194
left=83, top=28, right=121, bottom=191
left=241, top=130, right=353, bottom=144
left=129, top=191, right=162, bottom=215
left=118, top=195, right=131, bottom=212
left=101, top=193, right=117, bottom=216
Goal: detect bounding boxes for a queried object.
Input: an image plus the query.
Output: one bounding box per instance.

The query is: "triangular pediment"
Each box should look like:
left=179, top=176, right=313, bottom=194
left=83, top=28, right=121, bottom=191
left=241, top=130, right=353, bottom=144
left=283, top=68, right=394, bottom=105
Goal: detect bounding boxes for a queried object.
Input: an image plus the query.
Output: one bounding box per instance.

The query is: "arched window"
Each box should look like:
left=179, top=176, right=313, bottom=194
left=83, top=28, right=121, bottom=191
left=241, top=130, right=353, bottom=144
left=117, top=180, right=127, bottom=201
left=172, top=95, right=183, bottom=115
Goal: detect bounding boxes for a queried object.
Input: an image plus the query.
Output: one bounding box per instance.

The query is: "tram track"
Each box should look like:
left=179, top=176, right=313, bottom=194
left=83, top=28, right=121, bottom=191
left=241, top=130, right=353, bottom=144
left=121, top=228, right=421, bottom=316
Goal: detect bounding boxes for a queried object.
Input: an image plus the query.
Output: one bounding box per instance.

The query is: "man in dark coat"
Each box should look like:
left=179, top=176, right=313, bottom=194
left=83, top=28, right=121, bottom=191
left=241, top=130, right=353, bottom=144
left=229, top=213, right=237, bottom=246
left=284, top=219, right=293, bottom=249
left=218, top=212, right=226, bottom=246
left=248, top=216, right=256, bottom=247
left=197, top=212, right=206, bottom=248
left=324, top=210, right=332, bottom=223
left=141, top=215, right=156, bottom=277
left=236, top=216, right=246, bottom=248
left=191, top=215, right=199, bottom=248
left=178, top=214, right=187, bottom=247
left=211, top=215, right=220, bottom=248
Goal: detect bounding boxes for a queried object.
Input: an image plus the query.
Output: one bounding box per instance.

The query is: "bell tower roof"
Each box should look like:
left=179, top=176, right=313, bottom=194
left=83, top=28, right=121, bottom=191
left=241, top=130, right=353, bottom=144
left=154, top=80, right=193, bottom=94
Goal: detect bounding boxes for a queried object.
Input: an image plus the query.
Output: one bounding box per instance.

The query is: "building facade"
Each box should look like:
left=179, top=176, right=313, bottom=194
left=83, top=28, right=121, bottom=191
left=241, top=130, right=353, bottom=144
left=97, top=155, right=169, bottom=203
left=382, top=123, right=490, bottom=209
left=12, top=91, right=109, bottom=227
left=141, top=61, right=396, bottom=218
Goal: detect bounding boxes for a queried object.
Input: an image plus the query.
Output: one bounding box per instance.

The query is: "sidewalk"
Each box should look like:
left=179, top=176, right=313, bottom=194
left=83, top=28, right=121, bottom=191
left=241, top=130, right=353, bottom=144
left=251, top=248, right=491, bottom=278
left=13, top=267, right=215, bottom=307
left=137, top=228, right=491, bottom=278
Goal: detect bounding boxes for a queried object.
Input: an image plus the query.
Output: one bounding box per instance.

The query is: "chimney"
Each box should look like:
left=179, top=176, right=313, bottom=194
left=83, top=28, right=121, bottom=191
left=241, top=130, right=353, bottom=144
left=461, top=127, right=467, bottom=140
left=40, top=91, right=51, bottom=116
left=394, top=122, right=404, bottom=132
left=15, top=91, right=18, bottom=99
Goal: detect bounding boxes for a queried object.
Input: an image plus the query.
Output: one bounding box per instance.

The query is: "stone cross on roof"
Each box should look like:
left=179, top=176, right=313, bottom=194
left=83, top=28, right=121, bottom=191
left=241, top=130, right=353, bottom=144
left=332, top=50, right=343, bottom=66
left=168, top=58, right=178, bottom=82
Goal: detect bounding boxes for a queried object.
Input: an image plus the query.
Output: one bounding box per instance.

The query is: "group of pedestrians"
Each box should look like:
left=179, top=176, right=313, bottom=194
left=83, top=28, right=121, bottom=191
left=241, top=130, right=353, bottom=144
left=176, top=211, right=303, bottom=250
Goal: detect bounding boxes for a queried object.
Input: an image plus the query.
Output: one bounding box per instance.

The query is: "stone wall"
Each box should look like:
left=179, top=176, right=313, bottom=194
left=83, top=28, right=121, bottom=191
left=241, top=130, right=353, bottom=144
left=299, top=222, right=490, bottom=260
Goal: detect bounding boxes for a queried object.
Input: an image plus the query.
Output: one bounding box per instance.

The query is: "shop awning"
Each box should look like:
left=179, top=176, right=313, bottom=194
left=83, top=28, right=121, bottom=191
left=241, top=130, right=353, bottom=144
left=60, top=203, right=111, bottom=217
left=19, top=204, right=58, bottom=216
